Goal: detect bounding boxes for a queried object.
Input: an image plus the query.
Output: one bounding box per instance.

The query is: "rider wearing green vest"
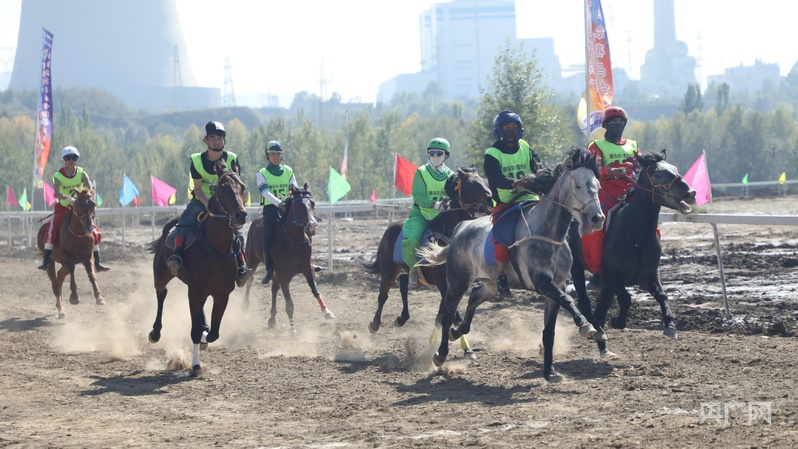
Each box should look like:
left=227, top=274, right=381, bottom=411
left=581, top=106, right=641, bottom=279
left=167, top=121, right=251, bottom=285
left=484, top=111, right=542, bottom=300
left=401, top=138, right=453, bottom=284
left=38, top=145, right=110, bottom=272
left=256, top=140, right=298, bottom=285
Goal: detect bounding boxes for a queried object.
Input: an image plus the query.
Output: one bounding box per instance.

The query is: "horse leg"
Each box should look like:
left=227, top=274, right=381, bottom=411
left=432, top=275, right=471, bottom=368
left=268, top=281, right=280, bottom=329
left=396, top=271, right=411, bottom=326
left=188, top=291, right=208, bottom=376
left=64, top=263, right=79, bottom=305
left=49, top=264, right=67, bottom=318
left=541, top=299, right=564, bottom=383
left=148, top=287, right=167, bottom=343
left=533, top=272, right=596, bottom=339
left=279, top=280, right=296, bottom=333
left=369, top=266, right=400, bottom=333
left=303, top=268, right=334, bottom=319
left=450, top=282, right=489, bottom=339
left=643, top=278, right=677, bottom=340
left=592, top=286, right=615, bottom=358
left=241, top=277, right=253, bottom=312
left=82, top=261, right=105, bottom=305
left=206, top=293, right=230, bottom=343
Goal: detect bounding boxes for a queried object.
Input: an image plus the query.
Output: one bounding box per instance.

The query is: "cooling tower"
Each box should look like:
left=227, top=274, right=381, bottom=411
left=9, top=0, right=220, bottom=111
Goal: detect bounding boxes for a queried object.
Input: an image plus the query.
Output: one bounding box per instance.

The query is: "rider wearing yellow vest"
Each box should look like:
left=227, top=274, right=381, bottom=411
left=401, top=138, right=453, bottom=281
left=484, top=111, right=541, bottom=300
left=167, top=121, right=250, bottom=285
left=38, top=146, right=109, bottom=272
left=581, top=106, right=641, bottom=276
left=256, top=140, right=298, bottom=285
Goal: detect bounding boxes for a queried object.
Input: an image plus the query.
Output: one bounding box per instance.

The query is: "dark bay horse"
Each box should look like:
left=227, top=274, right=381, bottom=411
left=419, top=148, right=605, bottom=382
left=146, top=161, right=248, bottom=376
left=37, top=187, right=104, bottom=318
left=569, top=150, right=696, bottom=357
left=360, top=167, right=492, bottom=357
left=242, top=184, right=333, bottom=333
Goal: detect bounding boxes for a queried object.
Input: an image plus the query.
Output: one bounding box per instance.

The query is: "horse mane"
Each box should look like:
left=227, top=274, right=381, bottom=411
left=625, top=150, right=667, bottom=202
left=514, top=147, right=598, bottom=199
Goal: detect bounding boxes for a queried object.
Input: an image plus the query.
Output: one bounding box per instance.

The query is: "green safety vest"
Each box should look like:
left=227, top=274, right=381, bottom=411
left=415, top=164, right=451, bottom=220
left=592, top=139, right=638, bottom=166
left=485, top=140, right=539, bottom=203
left=53, top=167, right=85, bottom=207
left=190, top=151, right=238, bottom=199
left=258, top=164, right=294, bottom=205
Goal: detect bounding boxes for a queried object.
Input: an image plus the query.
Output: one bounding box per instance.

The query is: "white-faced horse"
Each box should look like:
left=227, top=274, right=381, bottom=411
left=419, top=148, right=605, bottom=383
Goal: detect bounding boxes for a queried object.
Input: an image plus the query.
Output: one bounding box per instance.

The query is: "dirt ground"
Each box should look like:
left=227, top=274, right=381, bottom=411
left=1, top=196, right=797, bottom=448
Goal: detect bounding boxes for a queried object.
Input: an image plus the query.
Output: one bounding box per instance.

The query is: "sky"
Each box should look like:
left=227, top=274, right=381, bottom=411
left=0, top=0, right=796, bottom=106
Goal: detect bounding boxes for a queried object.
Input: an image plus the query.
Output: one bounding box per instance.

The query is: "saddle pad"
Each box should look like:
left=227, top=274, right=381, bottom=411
left=164, top=226, right=196, bottom=251
left=484, top=231, right=497, bottom=266
left=393, top=228, right=434, bottom=265
left=492, top=200, right=537, bottom=247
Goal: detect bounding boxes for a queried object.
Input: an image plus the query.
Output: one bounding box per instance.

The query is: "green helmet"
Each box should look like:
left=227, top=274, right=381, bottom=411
left=265, top=140, right=283, bottom=154
left=427, top=137, right=450, bottom=154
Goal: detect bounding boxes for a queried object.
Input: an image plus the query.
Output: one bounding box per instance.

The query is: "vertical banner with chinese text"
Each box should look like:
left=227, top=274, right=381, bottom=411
left=578, top=0, right=613, bottom=139
left=33, top=28, right=54, bottom=192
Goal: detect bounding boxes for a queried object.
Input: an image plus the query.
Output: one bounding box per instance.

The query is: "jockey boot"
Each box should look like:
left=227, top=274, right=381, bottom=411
left=93, top=250, right=110, bottom=272
left=496, top=274, right=515, bottom=300
left=236, top=253, right=252, bottom=288
left=586, top=272, right=602, bottom=291
left=167, top=237, right=185, bottom=276
left=261, top=263, right=274, bottom=285
left=38, top=249, right=52, bottom=271
left=408, top=267, right=419, bottom=289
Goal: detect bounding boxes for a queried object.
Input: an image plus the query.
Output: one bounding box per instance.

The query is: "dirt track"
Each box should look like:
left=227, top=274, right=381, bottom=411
left=1, top=197, right=797, bottom=448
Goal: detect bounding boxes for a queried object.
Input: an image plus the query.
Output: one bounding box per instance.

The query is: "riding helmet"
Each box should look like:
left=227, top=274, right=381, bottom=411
left=265, top=140, right=283, bottom=154
left=602, top=106, right=628, bottom=125
left=203, top=121, right=226, bottom=138
left=427, top=138, right=450, bottom=155
left=61, top=146, right=80, bottom=159
left=493, top=110, right=524, bottom=141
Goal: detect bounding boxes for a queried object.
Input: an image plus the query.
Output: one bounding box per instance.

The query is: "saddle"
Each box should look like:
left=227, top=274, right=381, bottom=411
left=483, top=200, right=538, bottom=266
left=165, top=225, right=198, bottom=251
left=392, top=228, right=434, bottom=265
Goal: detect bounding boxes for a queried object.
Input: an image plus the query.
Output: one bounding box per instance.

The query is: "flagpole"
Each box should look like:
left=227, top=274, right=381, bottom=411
left=701, top=150, right=712, bottom=204
left=583, top=0, right=592, bottom=146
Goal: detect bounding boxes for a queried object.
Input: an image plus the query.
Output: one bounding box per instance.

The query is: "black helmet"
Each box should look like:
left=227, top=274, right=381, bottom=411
left=203, top=121, right=226, bottom=138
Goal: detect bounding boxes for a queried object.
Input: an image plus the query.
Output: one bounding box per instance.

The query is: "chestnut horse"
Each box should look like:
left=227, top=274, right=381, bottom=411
left=242, top=184, right=333, bottom=333
left=146, top=161, right=248, bottom=376
left=36, top=187, right=104, bottom=318
left=360, top=167, right=492, bottom=358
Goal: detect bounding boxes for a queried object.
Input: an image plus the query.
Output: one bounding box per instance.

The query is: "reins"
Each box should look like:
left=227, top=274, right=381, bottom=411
left=197, top=172, right=245, bottom=230
left=68, top=198, right=94, bottom=238
left=618, top=169, right=681, bottom=204
left=282, top=193, right=314, bottom=243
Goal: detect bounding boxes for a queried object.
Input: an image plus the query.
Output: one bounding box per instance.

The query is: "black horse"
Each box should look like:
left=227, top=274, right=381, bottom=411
left=360, top=167, right=492, bottom=356
left=569, top=150, right=696, bottom=357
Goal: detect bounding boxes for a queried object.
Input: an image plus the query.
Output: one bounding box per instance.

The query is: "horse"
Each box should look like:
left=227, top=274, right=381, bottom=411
left=242, top=184, right=334, bottom=333
left=146, top=161, right=248, bottom=376
left=418, top=148, right=605, bottom=383
left=568, top=150, right=696, bottom=357
left=360, top=167, right=493, bottom=358
left=36, top=187, right=105, bottom=318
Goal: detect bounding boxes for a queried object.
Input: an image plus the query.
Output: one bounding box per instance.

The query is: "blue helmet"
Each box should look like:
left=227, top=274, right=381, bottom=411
left=493, top=110, right=524, bottom=141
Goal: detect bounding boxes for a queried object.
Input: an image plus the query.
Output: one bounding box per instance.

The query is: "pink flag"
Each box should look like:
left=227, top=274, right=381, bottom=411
left=151, top=176, right=177, bottom=207
left=683, top=151, right=711, bottom=206
left=43, top=182, right=57, bottom=207
left=370, top=189, right=377, bottom=203
left=6, top=185, right=18, bottom=207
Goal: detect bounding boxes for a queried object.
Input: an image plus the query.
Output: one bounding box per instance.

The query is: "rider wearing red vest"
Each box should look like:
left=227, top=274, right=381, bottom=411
left=581, top=106, right=641, bottom=275
left=38, top=146, right=109, bottom=272
left=484, top=111, right=541, bottom=300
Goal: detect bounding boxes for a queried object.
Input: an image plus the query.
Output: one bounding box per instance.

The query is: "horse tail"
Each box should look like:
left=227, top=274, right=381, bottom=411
left=360, top=256, right=380, bottom=274
left=416, top=241, right=448, bottom=267
left=145, top=238, right=160, bottom=254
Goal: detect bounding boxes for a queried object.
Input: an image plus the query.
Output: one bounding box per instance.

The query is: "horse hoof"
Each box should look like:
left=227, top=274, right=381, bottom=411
left=544, top=370, right=564, bottom=383
left=290, top=325, right=298, bottom=334
left=148, top=330, right=160, bottom=344
left=600, top=349, right=618, bottom=359
left=267, top=318, right=276, bottom=329
left=447, top=328, right=459, bottom=342
left=432, top=352, right=446, bottom=367
left=199, top=342, right=208, bottom=351
left=664, top=328, right=678, bottom=340
left=57, top=312, right=66, bottom=319
left=464, top=348, right=477, bottom=361
left=323, top=309, right=335, bottom=320
left=69, top=298, right=80, bottom=305
left=579, top=323, right=597, bottom=338
left=395, top=316, right=408, bottom=327
left=592, top=329, right=608, bottom=342
left=190, top=365, right=202, bottom=377
left=96, top=298, right=106, bottom=306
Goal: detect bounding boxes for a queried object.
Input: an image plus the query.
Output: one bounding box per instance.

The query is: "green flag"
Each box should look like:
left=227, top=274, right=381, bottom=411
left=328, top=166, right=351, bottom=205
left=96, top=192, right=103, bottom=207
left=741, top=173, right=749, bottom=185
left=19, top=188, right=30, bottom=211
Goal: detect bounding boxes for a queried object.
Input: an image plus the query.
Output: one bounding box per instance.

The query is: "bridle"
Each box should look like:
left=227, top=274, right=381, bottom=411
left=618, top=165, right=682, bottom=204
left=285, top=194, right=316, bottom=239
left=68, top=195, right=95, bottom=238
left=200, top=172, right=245, bottom=229
left=448, top=175, right=492, bottom=218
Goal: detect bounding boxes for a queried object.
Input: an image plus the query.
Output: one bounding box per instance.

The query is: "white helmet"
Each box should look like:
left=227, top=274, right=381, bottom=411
left=61, top=146, right=80, bottom=159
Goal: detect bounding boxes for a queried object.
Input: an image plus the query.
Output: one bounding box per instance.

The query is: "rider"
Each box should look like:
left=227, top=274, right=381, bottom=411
left=401, top=138, right=453, bottom=285
left=484, top=111, right=541, bottom=300
left=38, top=146, right=110, bottom=272
left=581, top=106, right=642, bottom=280
left=256, top=140, right=298, bottom=285
left=167, top=120, right=250, bottom=284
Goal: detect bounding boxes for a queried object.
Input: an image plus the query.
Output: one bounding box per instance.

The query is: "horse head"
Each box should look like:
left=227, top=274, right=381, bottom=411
left=445, top=167, right=493, bottom=216
left=210, top=161, right=248, bottom=228
left=71, top=187, right=97, bottom=233
left=555, top=147, right=604, bottom=235
left=286, top=183, right=317, bottom=237
left=635, top=149, right=696, bottom=214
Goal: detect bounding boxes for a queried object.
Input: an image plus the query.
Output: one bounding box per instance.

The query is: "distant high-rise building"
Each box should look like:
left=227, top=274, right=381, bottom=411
left=708, top=60, right=781, bottom=94
left=639, top=0, right=696, bottom=96
left=379, top=0, right=561, bottom=103
left=9, top=0, right=220, bottom=111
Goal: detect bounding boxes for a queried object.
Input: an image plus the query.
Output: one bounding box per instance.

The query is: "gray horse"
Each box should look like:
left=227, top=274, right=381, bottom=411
left=419, top=148, right=605, bottom=383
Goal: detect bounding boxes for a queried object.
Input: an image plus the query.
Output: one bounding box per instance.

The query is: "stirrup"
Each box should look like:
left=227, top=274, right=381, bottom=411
left=167, top=255, right=182, bottom=275
left=236, top=266, right=252, bottom=287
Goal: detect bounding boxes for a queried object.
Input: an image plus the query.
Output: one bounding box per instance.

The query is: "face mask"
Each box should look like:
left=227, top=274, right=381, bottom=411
left=604, top=122, right=626, bottom=141
left=429, top=154, right=446, bottom=168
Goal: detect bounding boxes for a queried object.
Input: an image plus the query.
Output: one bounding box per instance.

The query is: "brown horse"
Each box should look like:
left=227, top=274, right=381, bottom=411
left=242, top=184, right=333, bottom=333
left=360, top=167, right=492, bottom=357
left=146, top=161, right=248, bottom=376
left=36, top=187, right=104, bottom=318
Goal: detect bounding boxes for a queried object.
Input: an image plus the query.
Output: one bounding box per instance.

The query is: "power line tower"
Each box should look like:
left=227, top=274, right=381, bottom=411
left=696, top=32, right=703, bottom=87
left=223, top=57, right=236, bottom=107
left=173, top=45, right=184, bottom=110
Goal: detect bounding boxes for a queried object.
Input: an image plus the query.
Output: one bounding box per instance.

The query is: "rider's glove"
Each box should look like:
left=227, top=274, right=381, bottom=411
left=68, top=197, right=76, bottom=205
left=433, top=201, right=445, bottom=211
left=278, top=201, right=287, bottom=212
